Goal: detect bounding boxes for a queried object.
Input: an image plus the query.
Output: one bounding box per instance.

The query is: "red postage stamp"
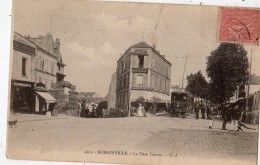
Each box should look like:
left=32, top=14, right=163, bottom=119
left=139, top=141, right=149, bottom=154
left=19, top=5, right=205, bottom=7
left=218, top=8, right=260, bottom=45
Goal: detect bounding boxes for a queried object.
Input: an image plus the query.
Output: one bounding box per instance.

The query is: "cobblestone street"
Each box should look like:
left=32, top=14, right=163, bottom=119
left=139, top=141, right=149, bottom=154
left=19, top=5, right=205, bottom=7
left=7, top=114, right=259, bottom=165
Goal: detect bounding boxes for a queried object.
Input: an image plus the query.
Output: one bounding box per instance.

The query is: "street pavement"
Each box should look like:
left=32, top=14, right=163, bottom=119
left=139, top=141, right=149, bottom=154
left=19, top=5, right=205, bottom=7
left=6, top=113, right=259, bottom=165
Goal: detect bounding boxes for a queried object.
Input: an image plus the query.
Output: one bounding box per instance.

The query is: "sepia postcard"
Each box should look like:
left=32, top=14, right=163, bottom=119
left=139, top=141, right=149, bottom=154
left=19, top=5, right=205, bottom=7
left=6, top=0, right=260, bottom=165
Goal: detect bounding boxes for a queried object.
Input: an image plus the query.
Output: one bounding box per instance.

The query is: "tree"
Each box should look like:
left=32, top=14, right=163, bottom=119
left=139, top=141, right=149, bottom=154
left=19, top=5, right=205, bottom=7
left=206, top=43, right=249, bottom=104
left=186, top=71, right=208, bottom=99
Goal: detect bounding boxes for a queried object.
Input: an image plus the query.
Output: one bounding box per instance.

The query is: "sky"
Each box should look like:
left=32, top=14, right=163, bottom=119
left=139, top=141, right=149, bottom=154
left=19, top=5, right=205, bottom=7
left=13, top=0, right=260, bottom=97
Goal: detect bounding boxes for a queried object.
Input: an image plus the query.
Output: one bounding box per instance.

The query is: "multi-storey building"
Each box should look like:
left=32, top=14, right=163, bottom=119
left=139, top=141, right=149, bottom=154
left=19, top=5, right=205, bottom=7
left=10, top=32, right=37, bottom=113
left=116, top=41, right=171, bottom=112
left=10, top=32, right=66, bottom=114
left=26, top=34, right=66, bottom=88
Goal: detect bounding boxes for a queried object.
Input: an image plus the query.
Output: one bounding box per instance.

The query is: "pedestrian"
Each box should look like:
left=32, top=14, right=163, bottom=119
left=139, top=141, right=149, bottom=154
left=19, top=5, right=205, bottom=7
left=230, top=105, right=239, bottom=131
left=194, top=103, right=199, bottom=119
left=137, top=103, right=144, bottom=117
left=81, top=100, right=86, bottom=117
left=206, top=105, right=210, bottom=119
left=221, top=104, right=230, bottom=130
left=201, top=105, right=206, bottom=119
left=208, top=105, right=216, bottom=129
left=141, top=104, right=147, bottom=117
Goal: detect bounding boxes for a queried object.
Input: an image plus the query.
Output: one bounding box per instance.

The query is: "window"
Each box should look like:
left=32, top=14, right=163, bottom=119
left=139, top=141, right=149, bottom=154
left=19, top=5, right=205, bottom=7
left=157, top=78, right=160, bottom=90
left=45, top=80, right=48, bottom=89
left=22, top=58, right=27, bottom=76
left=40, top=59, right=45, bottom=70
left=136, top=75, right=143, bottom=86
left=138, top=55, right=144, bottom=68
left=51, top=63, right=54, bottom=74
left=38, top=77, right=42, bottom=83
left=45, top=61, right=48, bottom=72
left=152, top=75, right=155, bottom=88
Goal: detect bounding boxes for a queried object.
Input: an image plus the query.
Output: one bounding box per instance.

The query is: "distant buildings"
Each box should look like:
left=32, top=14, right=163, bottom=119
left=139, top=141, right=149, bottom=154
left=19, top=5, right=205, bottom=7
left=78, top=92, right=105, bottom=105
left=115, top=41, right=171, bottom=112
left=10, top=32, right=67, bottom=114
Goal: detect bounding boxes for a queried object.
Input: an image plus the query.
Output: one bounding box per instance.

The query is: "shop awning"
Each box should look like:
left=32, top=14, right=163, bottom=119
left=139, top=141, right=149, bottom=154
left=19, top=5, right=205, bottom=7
left=36, top=91, right=56, bottom=103
left=130, top=90, right=171, bottom=103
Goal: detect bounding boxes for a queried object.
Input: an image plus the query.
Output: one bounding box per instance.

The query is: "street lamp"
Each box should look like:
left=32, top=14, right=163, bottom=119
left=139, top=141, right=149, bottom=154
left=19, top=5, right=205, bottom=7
left=245, top=49, right=253, bottom=111
left=181, top=55, right=188, bottom=89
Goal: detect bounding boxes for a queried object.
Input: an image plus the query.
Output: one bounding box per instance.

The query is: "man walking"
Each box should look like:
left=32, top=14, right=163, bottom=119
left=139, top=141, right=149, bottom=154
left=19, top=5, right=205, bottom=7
left=221, top=104, right=230, bottom=130
left=208, top=105, right=216, bottom=129
left=201, top=105, right=206, bottom=119
left=194, top=103, right=199, bottom=119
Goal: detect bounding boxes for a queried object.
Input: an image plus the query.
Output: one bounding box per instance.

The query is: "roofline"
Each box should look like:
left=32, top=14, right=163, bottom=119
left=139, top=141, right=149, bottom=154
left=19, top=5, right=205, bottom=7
left=14, top=31, right=58, bottom=60
left=117, top=42, right=171, bottom=66
left=14, top=31, right=37, bottom=48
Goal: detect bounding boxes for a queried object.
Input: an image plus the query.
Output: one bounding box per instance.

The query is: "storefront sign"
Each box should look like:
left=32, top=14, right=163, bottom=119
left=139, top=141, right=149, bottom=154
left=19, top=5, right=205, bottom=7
left=135, top=50, right=147, bottom=55
left=13, top=40, right=36, bottom=55
left=132, top=68, right=148, bottom=73
left=13, top=82, right=32, bottom=87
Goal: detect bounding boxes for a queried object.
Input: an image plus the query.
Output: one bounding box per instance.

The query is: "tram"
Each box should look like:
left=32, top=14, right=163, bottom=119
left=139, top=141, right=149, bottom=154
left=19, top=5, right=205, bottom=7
left=170, top=90, right=191, bottom=117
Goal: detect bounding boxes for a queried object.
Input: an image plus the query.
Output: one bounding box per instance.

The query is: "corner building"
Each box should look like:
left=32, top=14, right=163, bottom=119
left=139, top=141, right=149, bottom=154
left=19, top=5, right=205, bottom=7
left=116, top=41, right=171, bottom=111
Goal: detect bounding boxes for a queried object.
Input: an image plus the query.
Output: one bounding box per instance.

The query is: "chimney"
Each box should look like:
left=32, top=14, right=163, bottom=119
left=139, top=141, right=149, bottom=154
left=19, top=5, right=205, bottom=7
left=55, top=38, right=60, bottom=53
left=152, top=44, right=156, bottom=49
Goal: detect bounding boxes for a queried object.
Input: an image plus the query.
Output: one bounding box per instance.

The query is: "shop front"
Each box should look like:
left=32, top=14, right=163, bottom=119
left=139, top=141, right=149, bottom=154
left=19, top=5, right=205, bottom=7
left=10, top=80, right=34, bottom=113
left=34, top=83, right=57, bottom=114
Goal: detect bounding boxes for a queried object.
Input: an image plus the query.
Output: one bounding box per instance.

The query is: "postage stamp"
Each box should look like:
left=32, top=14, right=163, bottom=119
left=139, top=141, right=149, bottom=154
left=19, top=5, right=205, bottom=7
left=218, top=8, right=260, bottom=45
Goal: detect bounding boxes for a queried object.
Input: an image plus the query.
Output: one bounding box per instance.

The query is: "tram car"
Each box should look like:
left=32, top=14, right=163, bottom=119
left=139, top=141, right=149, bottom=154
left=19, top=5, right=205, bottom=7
left=170, top=90, right=191, bottom=117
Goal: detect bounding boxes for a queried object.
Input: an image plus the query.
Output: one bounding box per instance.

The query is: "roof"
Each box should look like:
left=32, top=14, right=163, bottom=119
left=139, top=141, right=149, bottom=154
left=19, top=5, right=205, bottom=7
left=25, top=33, right=64, bottom=64
left=13, top=32, right=36, bottom=48
left=123, top=41, right=171, bottom=66
left=130, top=41, right=152, bottom=48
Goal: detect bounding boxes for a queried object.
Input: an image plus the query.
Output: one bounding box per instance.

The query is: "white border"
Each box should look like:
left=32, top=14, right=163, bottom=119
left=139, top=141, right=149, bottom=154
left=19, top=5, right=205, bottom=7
left=1, top=0, right=260, bottom=165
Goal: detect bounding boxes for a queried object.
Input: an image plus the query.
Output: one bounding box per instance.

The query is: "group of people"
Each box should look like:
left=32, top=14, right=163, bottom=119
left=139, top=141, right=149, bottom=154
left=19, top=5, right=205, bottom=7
left=130, top=103, right=147, bottom=117
left=194, top=103, right=215, bottom=120
left=194, top=102, right=254, bottom=131
left=77, top=100, right=102, bottom=118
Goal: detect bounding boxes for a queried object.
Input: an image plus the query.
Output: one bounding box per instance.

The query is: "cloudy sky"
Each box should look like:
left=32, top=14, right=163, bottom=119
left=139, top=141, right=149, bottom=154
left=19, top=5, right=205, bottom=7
left=13, top=0, right=260, bottom=96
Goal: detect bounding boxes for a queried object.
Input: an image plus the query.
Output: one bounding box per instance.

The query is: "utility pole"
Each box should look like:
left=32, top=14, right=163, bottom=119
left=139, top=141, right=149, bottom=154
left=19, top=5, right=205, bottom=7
left=245, top=49, right=253, bottom=110
left=181, top=55, right=188, bottom=89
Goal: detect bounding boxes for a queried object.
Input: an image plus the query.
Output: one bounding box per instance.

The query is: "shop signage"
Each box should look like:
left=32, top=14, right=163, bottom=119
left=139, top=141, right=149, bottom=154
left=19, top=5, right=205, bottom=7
left=132, top=68, right=148, bottom=73
left=135, top=50, right=147, bottom=55
left=13, top=40, right=36, bottom=55
left=13, top=82, right=32, bottom=87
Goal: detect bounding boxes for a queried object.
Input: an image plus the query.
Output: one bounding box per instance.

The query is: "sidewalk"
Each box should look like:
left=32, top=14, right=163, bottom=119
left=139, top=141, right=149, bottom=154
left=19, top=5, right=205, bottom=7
left=8, top=113, right=70, bottom=123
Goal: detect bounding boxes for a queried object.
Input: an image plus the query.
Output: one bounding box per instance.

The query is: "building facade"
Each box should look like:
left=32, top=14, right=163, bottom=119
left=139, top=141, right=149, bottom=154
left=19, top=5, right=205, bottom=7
left=26, top=33, right=66, bottom=89
left=116, top=41, right=171, bottom=111
left=10, top=32, right=66, bottom=114
left=10, top=32, right=37, bottom=113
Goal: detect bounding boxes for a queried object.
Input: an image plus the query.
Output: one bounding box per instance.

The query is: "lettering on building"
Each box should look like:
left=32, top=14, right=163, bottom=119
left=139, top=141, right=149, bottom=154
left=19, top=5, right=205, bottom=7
left=132, top=68, right=148, bottom=73
left=13, top=40, right=36, bottom=55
